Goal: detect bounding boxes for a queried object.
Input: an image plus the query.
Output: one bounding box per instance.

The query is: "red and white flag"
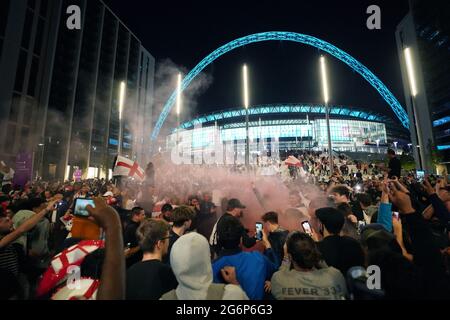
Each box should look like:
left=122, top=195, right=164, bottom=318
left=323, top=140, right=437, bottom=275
left=113, top=156, right=145, bottom=181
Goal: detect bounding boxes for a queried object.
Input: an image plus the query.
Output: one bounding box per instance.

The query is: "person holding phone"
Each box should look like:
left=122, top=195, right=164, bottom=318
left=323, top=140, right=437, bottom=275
left=261, top=212, right=289, bottom=266
left=209, top=199, right=256, bottom=256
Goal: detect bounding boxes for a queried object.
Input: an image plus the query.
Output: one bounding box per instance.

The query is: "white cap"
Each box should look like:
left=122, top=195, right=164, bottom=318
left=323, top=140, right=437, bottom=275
left=103, top=191, right=114, bottom=197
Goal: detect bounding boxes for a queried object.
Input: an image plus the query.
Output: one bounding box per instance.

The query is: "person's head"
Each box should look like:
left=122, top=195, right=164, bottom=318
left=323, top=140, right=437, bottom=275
left=217, top=216, right=244, bottom=250
left=330, top=185, right=351, bottom=204
left=103, top=191, right=113, bottom=199
left=203, top=192, right=211, bottom=202
left=0, top=208, right=13, bottom=235
left=356, top=193, right=372, bottom=209
left=161, top=203, right=173, bottom=222
left=131, top=207, right=145, bottom=223
left=169, top=232, right=213, bottom=300
left=171, top=206, right=195, bottom=230
left=28, top=197, right=46, bottom=213
left=44, top=190, right=53, bottom=199
left=286, top=232, right=322, bottom=270
left=336, top=202, right=353, bottom=218
left=261, top=211, right=279, bottom=231
left=136, top=219, right=170, bottom=257
left=307, top=197, right=334, bottom=218
left=189, top=195, right=200, bottom=207
left=315, top=207, right=345, bottom=236
left=387, top=149, right=396, bottom=159
left=226, top=198, right=245, bottom=218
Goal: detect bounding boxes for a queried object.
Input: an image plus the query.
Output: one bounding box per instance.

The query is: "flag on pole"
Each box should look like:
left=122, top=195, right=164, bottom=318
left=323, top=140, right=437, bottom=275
left=113, top=156, right=145, bottom=181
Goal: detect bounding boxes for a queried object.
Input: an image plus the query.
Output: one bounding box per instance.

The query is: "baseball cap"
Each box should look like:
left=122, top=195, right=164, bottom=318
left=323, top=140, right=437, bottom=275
left=360, top=224, right=395, bottom=249
left=315, top=207, right=345, bottom=234
left=227, top=198, right=246, bottom=209
left=103, top=191, right=114, bottom=197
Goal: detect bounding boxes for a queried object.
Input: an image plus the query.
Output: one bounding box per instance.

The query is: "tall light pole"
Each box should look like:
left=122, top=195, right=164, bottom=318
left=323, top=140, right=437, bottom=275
left=118, top=81, right=126, bottom=155
left=320, top=56, right=333, bottom=175
left=176, top=73, right=182, bottom=147
left=404, top=47, right=424, bottom=171
left=393, top=141, right=398, bottom=154
left=243, top=64, right=250, bottom=169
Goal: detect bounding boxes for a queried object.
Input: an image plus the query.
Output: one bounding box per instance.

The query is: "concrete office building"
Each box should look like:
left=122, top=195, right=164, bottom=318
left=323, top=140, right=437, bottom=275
left=396, top=0, right=450, bottom=174
left=0, top=0, right=155, bottom=181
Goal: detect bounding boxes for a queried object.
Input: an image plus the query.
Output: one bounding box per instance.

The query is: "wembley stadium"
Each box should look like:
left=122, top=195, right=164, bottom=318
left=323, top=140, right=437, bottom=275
left=167, top=103, right=410, bottom=159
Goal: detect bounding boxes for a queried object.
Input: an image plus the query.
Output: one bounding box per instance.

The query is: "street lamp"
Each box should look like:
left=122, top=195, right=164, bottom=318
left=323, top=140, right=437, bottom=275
left=393, top=141, right=398, bottom=154
left=176, top=73, right=182, bottom=148
left=118, top=81, right=126, bottom=155
left=320, top=56, right=333, bottom=175
left=404, top=47, right=424, bottom=170
left=243, top=64, right=250, bottom=169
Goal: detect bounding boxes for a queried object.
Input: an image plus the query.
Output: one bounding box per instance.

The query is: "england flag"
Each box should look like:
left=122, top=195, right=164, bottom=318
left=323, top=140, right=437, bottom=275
left=113, top=156, right=145, bottom=181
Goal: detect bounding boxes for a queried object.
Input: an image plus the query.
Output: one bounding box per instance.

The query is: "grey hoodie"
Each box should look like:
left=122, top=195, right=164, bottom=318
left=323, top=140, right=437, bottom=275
left=164, top=232, right=248, bottom=300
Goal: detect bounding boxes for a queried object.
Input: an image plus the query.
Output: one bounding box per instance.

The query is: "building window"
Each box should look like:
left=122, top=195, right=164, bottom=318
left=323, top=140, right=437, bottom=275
left=34, top=17, right=45, bottom=56
left=27, top=56, right=39, bottom=96
left=22, top=9, right=34, bottom=49
left=14, top=50, right=28, bottom=92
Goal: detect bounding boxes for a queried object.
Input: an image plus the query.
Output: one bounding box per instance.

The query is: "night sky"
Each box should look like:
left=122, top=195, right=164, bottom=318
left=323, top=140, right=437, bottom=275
left=103, top=0, right=410, bottom=122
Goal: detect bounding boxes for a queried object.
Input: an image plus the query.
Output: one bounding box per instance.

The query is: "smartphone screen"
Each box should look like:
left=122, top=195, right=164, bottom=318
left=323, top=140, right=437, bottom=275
left=393, top=212, right=400, bottom=221
left=255, top=222, right=263, bottom=240
left=357, top=221, right=366, bottom=234
left=416, top=170, right=425, bottom=182
left=74, top=198, right=95, bottom=217
left=301, top=221, right=313, bottom=236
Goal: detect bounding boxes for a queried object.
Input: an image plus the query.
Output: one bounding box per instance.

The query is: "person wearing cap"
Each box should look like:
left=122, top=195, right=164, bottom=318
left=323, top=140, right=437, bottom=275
left=316, top=207, right=365, bottom=277
left=209, top=198, right=256, bottom=256
left=103, top=191, right=117, bottom=206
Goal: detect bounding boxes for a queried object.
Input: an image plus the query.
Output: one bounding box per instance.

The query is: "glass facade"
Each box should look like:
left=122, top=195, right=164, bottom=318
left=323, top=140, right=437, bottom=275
left=169, top=118, right=387, bottom=155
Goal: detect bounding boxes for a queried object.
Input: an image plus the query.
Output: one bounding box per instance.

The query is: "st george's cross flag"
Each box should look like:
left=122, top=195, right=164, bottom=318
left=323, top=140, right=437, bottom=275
left=113, top=156, right=145, bottom=181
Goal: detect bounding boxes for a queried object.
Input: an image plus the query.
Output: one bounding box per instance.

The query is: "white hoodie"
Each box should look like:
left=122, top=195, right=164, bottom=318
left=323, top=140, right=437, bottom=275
left=169, top=232, right=248, bottom=300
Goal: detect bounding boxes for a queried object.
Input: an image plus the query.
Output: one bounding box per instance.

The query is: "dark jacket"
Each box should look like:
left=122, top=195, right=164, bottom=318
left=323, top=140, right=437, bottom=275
left=268, top=227, right=289, bottom=266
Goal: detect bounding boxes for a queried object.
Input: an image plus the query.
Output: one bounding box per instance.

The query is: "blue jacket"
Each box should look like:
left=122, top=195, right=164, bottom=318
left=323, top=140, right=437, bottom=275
left=212, top=248, right=278, bottom=300
left=377, top=202, right=393, bottom=232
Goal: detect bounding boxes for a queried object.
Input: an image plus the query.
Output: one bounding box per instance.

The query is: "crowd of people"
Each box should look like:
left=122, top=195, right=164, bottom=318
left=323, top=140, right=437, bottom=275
left=0, top=149, right=449, bottom=300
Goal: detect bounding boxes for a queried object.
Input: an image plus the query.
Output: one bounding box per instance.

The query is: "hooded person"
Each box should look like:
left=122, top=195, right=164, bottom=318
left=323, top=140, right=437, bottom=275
left=160, top=232, right=248, bottom=300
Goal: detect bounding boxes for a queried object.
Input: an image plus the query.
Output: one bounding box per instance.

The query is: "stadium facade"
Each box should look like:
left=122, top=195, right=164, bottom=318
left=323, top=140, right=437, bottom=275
left=167, top=103, right=410, bottom=163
